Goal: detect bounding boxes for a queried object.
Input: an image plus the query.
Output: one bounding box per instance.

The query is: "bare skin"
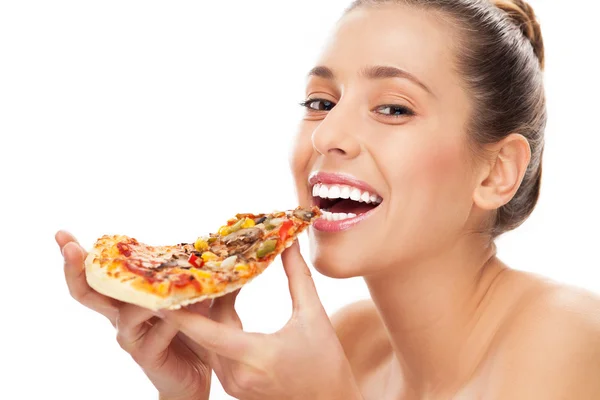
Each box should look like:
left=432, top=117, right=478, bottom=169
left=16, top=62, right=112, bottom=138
left=332, top=268, right=600, bottom=399
left=58, top=4, right=600, bottom=400
left=290, top=4, right=600, bottom=399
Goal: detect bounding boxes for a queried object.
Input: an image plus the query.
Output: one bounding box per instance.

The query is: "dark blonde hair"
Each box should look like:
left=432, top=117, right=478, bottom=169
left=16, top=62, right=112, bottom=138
left=346, top=0, right=546, bottom=237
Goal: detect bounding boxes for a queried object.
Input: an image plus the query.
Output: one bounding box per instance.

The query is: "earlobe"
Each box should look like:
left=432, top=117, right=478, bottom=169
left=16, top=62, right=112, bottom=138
left=473, top=134, right=531, bottom=211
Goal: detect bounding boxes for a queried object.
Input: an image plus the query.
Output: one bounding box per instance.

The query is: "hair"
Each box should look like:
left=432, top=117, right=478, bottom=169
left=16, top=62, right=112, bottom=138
left=346, top=0, right=546, bottom=237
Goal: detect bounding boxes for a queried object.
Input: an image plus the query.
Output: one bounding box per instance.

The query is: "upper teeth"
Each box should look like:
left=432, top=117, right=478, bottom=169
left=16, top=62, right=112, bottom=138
left=312, top=183, right=382, bottom=204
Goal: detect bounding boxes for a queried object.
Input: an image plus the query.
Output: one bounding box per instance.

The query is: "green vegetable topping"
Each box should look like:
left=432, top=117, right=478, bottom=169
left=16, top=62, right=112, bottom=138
left=256, top=239, right=278, bottom=258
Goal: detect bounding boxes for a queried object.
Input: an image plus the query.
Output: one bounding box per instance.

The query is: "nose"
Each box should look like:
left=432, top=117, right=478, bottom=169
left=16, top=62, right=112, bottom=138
left=311, top=104, right=361, bottom=160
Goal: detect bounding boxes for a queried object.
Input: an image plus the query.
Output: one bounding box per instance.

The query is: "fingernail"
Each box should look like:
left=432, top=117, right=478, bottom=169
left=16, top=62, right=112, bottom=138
left=152, top=310, right=165, bottom=318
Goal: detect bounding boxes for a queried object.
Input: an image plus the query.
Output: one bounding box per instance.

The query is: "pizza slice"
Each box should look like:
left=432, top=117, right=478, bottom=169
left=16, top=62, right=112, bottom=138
left=85, top=206, right=320, bottom=310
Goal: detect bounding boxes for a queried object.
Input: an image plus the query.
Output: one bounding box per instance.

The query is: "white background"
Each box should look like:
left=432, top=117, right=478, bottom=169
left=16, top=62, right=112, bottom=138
left=1, top=1, right=599, bottom=399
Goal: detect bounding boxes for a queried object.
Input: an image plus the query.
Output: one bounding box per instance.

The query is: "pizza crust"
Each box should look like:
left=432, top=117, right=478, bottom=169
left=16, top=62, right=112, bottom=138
left=84, top=227, right=299, bottom=311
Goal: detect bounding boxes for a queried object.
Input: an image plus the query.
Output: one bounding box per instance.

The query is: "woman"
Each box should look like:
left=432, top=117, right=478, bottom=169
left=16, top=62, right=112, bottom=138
left=56, top=0, right=600, bottom=398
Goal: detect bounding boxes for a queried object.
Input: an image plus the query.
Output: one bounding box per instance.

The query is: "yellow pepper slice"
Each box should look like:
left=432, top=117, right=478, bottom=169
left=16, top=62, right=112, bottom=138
left=241, top=218, right=255, bottom=228
left=191, top=269, right=212, bottom=279
left=201, top=251, right=219, bottom=262
left=218, top=225, right=231, bottom=236
left=194, top=238, right=209, bottom=252
left=234, top=264, right=249, bottom=271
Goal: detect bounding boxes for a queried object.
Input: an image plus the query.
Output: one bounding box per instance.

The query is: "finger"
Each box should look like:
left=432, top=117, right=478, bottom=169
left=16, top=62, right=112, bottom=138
left=115, top=303, right=155, bottom=351
left=116, top=303, right=156, bottom=341
left=186, top=299, right=212, bottom=318
left=159, top=307, right=260, bottom=362
left=55, top=230, right=80, bottom=253
left=177, top=330, right=212, bottom=362
left=62, top=241, right=119, bottom=324
left=281, top=241, right=324, bottom=315
left=139, top=318, right=179, bottom=354
left=211, top=290, right=242, bottom=329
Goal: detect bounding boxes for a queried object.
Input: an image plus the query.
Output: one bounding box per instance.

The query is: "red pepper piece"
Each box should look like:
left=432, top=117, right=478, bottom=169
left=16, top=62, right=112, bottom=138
left=279, top=220, right=294, bottom=242
left=188, top=253, right=203, bottom=268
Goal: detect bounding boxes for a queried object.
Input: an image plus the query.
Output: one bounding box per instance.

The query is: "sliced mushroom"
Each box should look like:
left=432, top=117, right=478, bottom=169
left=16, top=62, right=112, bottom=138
left=155, top=259, right=179, bottom=270
left=293, top=208, right=316, bottom=221
left=222, top=227, right=264, bottom=255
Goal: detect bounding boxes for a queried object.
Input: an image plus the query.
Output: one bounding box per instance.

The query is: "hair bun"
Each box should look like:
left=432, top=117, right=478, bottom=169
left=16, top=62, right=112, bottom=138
left=494, top=0, right=545, bottom=69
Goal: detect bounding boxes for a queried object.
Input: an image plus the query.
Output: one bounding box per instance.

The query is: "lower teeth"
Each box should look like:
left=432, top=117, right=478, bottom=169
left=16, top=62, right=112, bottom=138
left=321, top=210, right=357, bottom=221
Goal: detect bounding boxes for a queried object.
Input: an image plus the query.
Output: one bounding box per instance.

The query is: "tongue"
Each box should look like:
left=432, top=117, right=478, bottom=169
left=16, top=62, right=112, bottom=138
left=330, top=199, right=377, bottom=215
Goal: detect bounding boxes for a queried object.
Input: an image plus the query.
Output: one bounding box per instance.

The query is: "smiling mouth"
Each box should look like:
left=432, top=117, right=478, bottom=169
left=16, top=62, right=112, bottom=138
left=311, top=182, right=383, bottom=222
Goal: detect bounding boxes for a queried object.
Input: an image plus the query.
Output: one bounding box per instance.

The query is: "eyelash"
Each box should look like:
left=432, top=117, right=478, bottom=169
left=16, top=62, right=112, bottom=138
left=299, top=98, right=415, bottom=118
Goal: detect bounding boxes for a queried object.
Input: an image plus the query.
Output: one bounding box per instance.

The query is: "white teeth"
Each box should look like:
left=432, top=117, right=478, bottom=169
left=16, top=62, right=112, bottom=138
left=361, top=191, right=370, bottom=203
left=328, top=185, right=341, bottom=199
left=312, top=183, right=383, bottom=205
left=340, top=186, right=350, bottom=199
left=319, top=185, right=329, bottom=198
left=312, top=184, right=320, bottom=197
left=321, top=211, right=357, bottom=221
left=349, top=188, right=361, bottom=201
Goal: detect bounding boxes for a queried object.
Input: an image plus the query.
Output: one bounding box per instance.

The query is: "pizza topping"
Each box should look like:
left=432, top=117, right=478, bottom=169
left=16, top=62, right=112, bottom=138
left=188, top=253, right=203, bottom=268
left=172, top=273, right=194, bottom=287
left=201, top=251, right=219, bottom=262
left=157, top=260, right=179, bottom=269
left=218, top=225, right=229, bottom=236
left=219, top=217, right=256, bottom=237
left=117, top=242, right=132, bottom=257
left=279, top=220, right=294, bottom=242
left=293, top=208, right=317, bottom=221
left=235, top=264, right=249, bottom=272
left=254, top=216, right=267, bottom=224
left=222, top=227, right=264, bottom=255
left=256, top=239, right=278, bottom=258
left=191, top=269, right=212, bottom=279
left=204, top=260, right=222, bottom=269
left=229, top=218, right=247, bottom=233
left=194, top=238, right=209, bottom=252
left=221, top=255, right=238, bottom=269
left=241, top=218, right=255, bottom=228
left=264, top=218, right=285, bottom=230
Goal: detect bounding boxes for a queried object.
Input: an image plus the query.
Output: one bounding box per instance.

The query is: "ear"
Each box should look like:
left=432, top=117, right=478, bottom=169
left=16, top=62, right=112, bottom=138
left=473, top=133, right=531, bottom=210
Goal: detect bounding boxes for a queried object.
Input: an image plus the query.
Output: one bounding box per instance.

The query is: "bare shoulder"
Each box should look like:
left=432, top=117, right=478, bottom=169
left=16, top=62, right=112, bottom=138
left=330, top=299, right=392, bottom=374
left=501, top=278, right=600, bottom=348
left=489, top=277, right=600, bottom=398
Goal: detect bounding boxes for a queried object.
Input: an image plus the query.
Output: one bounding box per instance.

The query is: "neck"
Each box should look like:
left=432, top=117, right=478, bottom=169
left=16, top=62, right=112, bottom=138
left=364, top=234, right=505, bottom=397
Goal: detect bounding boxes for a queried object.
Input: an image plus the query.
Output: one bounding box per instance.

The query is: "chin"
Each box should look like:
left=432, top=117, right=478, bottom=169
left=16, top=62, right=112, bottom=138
left=307, top=230, right=378, bottom=279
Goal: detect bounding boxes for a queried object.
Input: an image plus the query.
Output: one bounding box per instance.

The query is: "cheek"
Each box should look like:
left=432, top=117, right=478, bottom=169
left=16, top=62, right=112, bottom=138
left=386, top=136, right=469, bottom=194
left=384, top=135, right=474, bottom=233
left=414, top=142, right=468, bottom=189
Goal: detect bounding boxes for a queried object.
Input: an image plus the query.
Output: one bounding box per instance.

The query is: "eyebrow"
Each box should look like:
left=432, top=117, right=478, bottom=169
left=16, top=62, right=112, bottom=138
left=307, top=65, right=433, bottom=95
left=307, top=66, right=335, bottom=80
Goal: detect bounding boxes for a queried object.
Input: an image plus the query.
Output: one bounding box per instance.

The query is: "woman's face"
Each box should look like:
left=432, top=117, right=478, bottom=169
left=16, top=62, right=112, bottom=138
left=291, top=5, right=480, bottom=278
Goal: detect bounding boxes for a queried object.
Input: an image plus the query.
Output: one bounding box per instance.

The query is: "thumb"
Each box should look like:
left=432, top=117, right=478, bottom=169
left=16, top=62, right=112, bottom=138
left=281, top=240, right=324, bottom=316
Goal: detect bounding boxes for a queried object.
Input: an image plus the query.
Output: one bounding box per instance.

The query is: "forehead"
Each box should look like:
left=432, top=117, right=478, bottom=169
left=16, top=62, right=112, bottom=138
left=317, top=4, right=457, bottom=87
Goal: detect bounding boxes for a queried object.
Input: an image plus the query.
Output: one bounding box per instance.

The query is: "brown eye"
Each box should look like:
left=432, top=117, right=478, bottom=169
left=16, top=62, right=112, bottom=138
left=375, top=105, right=414, bottom=117
left=300, top=99, right=336, bottom=111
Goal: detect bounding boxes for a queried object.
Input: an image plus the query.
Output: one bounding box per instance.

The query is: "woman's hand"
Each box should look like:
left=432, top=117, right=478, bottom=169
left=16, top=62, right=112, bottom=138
left=158, top=241, right=363, bottom=400
left=56, top=230, right=212, bottom=400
